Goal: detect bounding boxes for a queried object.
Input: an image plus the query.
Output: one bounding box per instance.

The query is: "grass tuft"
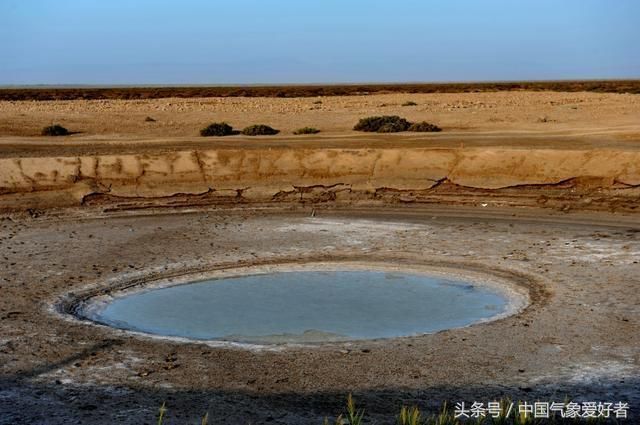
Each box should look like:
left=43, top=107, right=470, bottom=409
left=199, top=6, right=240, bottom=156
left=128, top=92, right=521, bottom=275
left=345, top=394, right=365, bottom=425
left=398, top=405, right=422, bottom=425
left=157, top=402, right=167, bottom=425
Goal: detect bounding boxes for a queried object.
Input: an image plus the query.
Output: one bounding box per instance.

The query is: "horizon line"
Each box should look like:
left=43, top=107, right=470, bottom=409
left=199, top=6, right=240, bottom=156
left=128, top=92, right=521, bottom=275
left=2, top=77, right=640, bottom=90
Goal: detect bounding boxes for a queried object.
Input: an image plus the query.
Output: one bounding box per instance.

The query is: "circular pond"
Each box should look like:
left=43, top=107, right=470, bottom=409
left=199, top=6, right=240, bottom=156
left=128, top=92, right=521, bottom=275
left=86, top=270, right=516, bottom=344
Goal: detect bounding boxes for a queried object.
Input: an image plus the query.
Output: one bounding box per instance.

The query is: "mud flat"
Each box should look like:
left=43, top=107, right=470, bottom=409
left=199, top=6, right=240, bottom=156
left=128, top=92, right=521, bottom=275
left=0, top=90, right=639, bottom=423
left=0, top=206, right=639, bottom=423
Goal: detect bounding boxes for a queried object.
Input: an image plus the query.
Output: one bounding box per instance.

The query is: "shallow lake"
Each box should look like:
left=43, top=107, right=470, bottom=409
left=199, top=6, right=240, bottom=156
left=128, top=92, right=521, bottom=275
left=91, top=270, right=510, bottom=344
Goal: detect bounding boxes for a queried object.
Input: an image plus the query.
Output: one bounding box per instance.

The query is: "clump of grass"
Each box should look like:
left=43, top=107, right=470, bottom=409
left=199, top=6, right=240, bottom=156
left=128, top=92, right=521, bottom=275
left=157, top=403, right=209, bottom=425
left=241, top=124, right=280, bottom=136
left=200, top=122, right=235, bottom=137
left=41, top=124, right=69, bottom=136
left=398, top=406, right=421, bottom=425
left=157, top=402, right=167, bottom=425
left=353, top=115, right=412, bottom=133
left=402, top=101, right=418, bottom=106
left=345, top=394, right=365, bottom=425
left=294, top=127, right=321, bottom=135
left=408, top=121, right=442, bottom=132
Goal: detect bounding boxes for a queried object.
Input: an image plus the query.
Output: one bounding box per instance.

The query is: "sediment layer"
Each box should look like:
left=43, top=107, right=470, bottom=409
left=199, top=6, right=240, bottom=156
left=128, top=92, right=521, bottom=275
left=1, top=146, right=639, bottom=212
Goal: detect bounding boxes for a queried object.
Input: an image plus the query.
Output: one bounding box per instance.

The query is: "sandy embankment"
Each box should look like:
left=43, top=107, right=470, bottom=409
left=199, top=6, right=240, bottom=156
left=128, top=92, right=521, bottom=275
left=1, top=90, right=639, bottom=212
left=1, top=146, right=639, bottom=212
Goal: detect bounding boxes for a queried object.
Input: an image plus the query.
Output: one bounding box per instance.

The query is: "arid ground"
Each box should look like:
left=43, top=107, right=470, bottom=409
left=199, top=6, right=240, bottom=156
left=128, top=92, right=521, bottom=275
left=0, top=87, right=639, bottom=423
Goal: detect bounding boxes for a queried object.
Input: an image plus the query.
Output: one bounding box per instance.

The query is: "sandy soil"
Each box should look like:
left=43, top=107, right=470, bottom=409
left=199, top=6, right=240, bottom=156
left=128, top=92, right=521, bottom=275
left=1, top=91, right=639, bottom=140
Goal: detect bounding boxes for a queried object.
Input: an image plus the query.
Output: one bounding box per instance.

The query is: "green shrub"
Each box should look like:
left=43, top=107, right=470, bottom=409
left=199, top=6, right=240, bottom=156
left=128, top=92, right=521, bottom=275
left=402, top=101, right=418, bottom=106
left=241, top=124, right=279, bottom=136
left=294, top=127, right=321, bottom=135
left=41, top=124, right=69, bottom=136
left=408, top=121, right=442, bottom=132
left=353, top=115, right=411, bottom=133
left=200, top=122, right=235, bottom=137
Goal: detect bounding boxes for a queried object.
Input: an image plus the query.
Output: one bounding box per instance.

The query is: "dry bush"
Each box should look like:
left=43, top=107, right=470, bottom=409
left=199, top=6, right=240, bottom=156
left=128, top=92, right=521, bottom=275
left=408, top=121, right=442, bottom=132
left=294, top=127, right=321, bottom=135
left=353, top=116, right=412, bottom=133
left=242, top=124, right=280, bottom=136
left=200, top=122, right=236, bottom=137
left=41, top=124, right=69, bottom=136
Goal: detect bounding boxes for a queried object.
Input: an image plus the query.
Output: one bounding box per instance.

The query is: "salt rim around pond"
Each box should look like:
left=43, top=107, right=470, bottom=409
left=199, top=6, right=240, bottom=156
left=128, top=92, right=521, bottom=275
left=77, top=262, right=529, bottom=346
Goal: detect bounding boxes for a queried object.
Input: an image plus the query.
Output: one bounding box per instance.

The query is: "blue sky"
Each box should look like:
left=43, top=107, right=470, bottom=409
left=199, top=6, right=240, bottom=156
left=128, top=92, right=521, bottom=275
left=1, top=0, right=639, bottom=85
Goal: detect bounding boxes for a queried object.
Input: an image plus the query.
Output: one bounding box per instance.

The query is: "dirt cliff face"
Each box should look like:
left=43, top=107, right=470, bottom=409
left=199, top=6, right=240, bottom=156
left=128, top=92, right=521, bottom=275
left=1, top=146, right=639, bottom=212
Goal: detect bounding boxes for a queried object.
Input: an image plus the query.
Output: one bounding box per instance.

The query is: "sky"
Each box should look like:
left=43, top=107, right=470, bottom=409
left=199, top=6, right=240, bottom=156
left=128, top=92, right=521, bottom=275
left=1, top=0, right=639, bottom=85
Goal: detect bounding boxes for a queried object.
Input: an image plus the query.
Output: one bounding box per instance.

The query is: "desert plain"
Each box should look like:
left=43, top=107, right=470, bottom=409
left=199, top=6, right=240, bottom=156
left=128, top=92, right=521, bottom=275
left=0, top=85, right=639, bottom=423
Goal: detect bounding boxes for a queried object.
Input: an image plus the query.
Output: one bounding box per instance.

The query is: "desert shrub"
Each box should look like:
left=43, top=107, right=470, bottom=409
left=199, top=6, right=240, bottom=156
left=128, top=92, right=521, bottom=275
left=408, top=121, right=442, bottom=132
left=377, top=122, right=409, bottom=133
left=241, top=124, right=279, bottom=136
left=402, top=101, right=418, bottom=106
left=41, top=124, right=69, bottom=136
left=353, top=115, right=411, bottom=133
left=294, top=127, right=320, bottom=135
left=200, top=122, right=235, bottom=137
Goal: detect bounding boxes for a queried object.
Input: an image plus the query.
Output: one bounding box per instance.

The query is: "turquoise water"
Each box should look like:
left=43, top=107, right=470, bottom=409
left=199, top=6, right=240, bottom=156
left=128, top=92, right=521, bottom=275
left=92, top=271, right=509, bottom=344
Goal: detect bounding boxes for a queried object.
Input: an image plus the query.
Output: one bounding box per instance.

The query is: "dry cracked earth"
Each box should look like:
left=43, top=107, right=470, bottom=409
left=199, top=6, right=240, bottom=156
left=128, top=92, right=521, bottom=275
left=0, top=206, right=639, bottom=424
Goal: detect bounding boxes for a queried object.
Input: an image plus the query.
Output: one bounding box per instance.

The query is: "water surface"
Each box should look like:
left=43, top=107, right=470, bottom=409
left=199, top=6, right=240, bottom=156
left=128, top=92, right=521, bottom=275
left=92, top=270, right=509, bottom=344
